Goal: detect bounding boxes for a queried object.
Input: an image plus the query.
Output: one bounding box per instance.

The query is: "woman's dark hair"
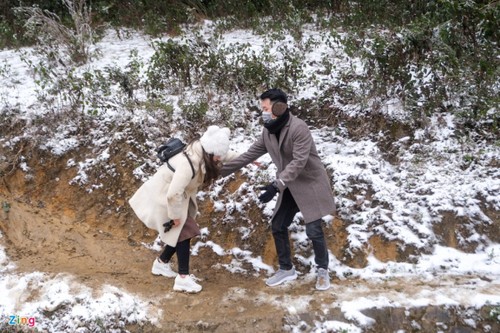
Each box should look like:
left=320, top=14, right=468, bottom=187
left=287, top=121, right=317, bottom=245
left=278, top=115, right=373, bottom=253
left=202, top=151, right=221, bottom=186
left=186, top=136, right=221, bottom=187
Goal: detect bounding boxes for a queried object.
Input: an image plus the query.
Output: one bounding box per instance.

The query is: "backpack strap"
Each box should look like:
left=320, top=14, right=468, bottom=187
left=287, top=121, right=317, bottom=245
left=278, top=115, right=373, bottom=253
left=166, top=151, right=195, bottom=180
left=184, top=151, right=195, bottom=179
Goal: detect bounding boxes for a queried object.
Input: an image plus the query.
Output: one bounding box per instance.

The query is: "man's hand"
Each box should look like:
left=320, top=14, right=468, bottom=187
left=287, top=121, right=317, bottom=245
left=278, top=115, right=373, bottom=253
left=258, top=182, right=279, bottom=203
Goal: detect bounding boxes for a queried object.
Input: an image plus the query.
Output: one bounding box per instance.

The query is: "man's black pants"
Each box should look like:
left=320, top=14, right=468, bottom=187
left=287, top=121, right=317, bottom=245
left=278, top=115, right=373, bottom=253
left=271, top=189, right=329, bottom=270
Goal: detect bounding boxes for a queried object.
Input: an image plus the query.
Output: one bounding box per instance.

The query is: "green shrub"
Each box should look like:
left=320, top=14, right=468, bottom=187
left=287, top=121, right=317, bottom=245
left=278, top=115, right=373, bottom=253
left=339, top=0, right=499, bottom=129
left=147, top=37, right=273, bottom=94
left=140, top=99, right=174, bottom=118
left=147, top=39, right=199, bottom=92
left=180, top=100, right=209, bottom=126
left=104, top=50, right=144, bottom=99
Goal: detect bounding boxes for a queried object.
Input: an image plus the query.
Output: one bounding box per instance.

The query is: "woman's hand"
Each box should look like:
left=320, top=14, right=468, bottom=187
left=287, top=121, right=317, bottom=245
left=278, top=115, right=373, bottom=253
left=173, top=219, right=181, bottom=227
left=252, top=161, right=263, bottom=168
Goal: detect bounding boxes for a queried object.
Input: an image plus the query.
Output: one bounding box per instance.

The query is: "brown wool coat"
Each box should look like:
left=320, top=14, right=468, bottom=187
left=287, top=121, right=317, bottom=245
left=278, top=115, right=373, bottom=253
left=221, top=114, right=335, bottom=223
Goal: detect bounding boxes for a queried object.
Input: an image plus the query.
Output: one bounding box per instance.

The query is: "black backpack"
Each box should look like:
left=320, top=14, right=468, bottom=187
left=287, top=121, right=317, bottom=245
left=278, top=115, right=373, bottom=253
left=156, top=138, right=195, bottom=179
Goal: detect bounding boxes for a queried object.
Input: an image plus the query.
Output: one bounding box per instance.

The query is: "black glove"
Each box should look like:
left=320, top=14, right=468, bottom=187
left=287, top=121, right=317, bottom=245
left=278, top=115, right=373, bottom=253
left=163, top=220, right=174, bottom=233
left=258, top=182, right=279, bottom=203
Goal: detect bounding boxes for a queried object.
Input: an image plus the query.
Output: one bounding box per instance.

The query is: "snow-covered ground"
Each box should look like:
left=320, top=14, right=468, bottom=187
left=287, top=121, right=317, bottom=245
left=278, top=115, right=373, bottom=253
left=1, top=20, right=499, bottom=332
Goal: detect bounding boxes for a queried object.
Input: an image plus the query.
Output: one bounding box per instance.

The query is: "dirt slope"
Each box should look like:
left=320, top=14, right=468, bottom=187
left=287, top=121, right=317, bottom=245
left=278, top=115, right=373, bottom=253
left=1, top=144, right=499, bottom=332
left=2, top=196, right=499, bottom=333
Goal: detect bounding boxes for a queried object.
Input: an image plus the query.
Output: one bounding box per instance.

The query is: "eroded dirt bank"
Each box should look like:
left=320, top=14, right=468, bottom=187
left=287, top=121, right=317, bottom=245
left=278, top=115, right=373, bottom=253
left=1, top=190, right=499, bottom=332
left=0, top=140, right=499, bottom=332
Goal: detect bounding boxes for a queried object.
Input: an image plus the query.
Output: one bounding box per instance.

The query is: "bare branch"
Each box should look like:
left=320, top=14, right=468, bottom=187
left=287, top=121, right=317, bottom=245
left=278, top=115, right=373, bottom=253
left=15, top=0, right=93, bottom=65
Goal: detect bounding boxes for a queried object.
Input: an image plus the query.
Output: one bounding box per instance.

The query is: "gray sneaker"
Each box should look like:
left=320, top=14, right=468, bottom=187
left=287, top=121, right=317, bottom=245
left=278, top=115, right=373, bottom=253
left=316, top=268, right=330, bottom=290
left=266, top=268, right=297, bottom=287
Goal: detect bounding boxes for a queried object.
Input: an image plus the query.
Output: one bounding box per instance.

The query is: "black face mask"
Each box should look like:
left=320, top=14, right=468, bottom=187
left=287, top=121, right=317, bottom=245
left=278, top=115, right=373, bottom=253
left=264, top=109, right=290, bottom=134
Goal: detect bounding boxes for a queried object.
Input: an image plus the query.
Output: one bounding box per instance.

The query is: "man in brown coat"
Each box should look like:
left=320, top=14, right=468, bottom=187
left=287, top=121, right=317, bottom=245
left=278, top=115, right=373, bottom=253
left=221, top=88, right=335, bottom=290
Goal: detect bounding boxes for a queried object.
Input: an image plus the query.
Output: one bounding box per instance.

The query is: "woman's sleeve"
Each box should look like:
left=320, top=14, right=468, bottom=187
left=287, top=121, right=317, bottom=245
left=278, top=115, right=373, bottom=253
left=166, top=159, right=194, bottom=219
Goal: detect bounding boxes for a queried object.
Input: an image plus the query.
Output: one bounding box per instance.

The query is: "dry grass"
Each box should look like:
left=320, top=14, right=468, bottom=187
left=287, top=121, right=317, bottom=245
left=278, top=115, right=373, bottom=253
left=16, top=0, right=93, bottom=65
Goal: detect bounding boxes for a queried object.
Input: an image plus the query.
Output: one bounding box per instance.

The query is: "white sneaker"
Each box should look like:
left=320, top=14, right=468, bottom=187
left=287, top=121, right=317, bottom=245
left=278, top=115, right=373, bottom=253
left=316, top=268, right=330, bottom=291
left=151, top=258, right=177, bottom=278
left=173, top=274, right=202, bottom=293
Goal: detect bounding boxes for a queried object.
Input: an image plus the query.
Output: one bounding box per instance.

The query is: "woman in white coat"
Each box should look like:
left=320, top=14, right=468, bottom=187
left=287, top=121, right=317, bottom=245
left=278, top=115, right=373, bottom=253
left=129, top=126, right=233, bottom=293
